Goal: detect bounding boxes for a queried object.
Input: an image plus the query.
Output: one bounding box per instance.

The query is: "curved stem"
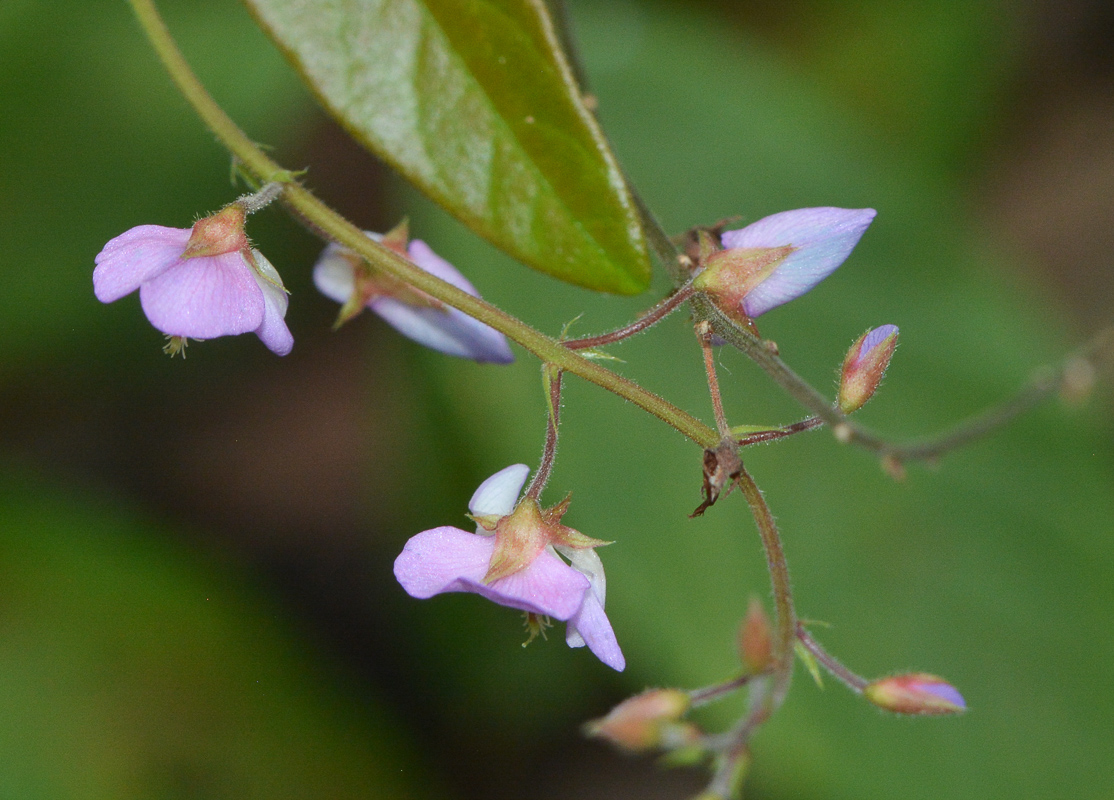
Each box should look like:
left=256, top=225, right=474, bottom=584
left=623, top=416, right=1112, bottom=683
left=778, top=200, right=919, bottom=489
left=734, top=466, right=796, bottom=702
left=127, top=0, right=720, bottom=450
left=525, top=366, right=563, bottom=500
left=564, top=283, right=693, bottom=350
left=795, top=623, right=868, bottom=693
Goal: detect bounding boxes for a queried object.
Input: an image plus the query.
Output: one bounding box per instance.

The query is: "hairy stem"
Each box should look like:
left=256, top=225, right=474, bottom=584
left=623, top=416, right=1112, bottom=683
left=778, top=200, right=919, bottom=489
left=698, top=323, right=732, bottom=437
left=525, top=367, right=563, bottom=500
left=695, top=295, right=1114, bottom=465
left=688, top=673, right=757, bottom=708
left=734, top=467, right=796, bottom=701
left=795, top=623, right=869, bottom=693
left=127, top=0, right=720, bottom=450
left=564, top=283, right=693, bottom=350
left=737, top=416, right=824, bottom=446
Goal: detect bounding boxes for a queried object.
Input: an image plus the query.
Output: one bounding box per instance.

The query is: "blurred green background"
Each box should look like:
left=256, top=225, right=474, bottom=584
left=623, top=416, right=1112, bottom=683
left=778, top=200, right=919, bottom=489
left=2, top=0, right=1112, bottom=798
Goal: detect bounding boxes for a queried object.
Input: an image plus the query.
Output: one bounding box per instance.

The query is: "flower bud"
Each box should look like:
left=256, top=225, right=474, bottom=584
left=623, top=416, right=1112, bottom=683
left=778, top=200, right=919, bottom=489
left=584, top=689, right=691, bottom=752
left=692, top=207, right=876, bottom=325
left=737, top=598, right=773, bottom=674
left=863, top=672, right=966, bottom=715
left=838, top=325, right=898, bottom=413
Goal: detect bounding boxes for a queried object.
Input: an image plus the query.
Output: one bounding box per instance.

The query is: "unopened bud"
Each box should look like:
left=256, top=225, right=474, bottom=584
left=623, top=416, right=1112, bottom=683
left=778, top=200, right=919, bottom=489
left=839, top=325, right=898, bottom=413
left=864, top=672, right=966, bottom=715
left=738, top=598, right=773, bottom=674
left=584, top=689, right=691, bottom=752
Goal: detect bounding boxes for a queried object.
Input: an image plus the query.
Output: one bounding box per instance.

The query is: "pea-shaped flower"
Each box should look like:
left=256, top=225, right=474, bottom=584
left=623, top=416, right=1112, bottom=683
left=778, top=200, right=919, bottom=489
left=93, top=205, right=293, bottom=356
left=393, top=464, right=625, bottom=671
left=693, top=207, right=876, bottom=326
left=313, top=223, right=513, bottom=364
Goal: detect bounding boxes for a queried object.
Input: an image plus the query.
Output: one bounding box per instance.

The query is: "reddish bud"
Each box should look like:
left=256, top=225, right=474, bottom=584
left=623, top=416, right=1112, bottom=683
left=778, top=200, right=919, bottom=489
left=839, top=325, right=898, bottom=413
left=864, top=672, right=966, bottom=715
left=584, top=689, right=691, bottom=752
left=738, top=598, right=773, bottom=674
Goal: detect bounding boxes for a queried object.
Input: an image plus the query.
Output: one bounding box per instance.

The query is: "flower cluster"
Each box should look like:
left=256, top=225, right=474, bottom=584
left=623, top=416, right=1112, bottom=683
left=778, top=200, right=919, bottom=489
left=94, top=199, right=510, bottom=362
left=93, top=201, right=919, bottom=697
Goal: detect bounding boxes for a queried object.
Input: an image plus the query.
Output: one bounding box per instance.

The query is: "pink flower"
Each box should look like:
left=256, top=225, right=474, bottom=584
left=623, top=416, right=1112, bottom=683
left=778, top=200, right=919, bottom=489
left=313, top=226, right=513, bottom=364
left=393, top=464, right=625, bottom=671
left=693, top=207, right=876, bottom=322
left=93, top=206, right=292, bottom=355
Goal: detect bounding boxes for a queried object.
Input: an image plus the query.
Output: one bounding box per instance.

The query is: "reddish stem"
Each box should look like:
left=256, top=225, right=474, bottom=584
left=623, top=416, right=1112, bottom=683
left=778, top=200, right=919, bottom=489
left=795, top=622, right=869, bottom=693
left=564, top=284, right=694, bottom=350
left=525, top=367, right=563, bottom=501
left=737, top=416, right=824, bottom=447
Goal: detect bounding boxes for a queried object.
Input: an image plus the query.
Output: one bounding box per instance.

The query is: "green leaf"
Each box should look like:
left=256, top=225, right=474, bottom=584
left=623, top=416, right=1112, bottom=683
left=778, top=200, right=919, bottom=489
left=243, top=0, right=651, bottom=294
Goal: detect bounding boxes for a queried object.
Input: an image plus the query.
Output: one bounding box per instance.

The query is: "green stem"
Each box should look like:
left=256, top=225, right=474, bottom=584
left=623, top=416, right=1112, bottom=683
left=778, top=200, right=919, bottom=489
left=127, top=0, right=720, bottom=450
left=734, top=466, right=796, bottom=702
left=695, top=295, right=1114, bottom=465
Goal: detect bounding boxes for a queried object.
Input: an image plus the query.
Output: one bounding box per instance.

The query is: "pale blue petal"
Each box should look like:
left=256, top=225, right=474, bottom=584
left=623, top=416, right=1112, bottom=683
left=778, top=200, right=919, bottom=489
left=721, top=207, right=875, bottom=317
left=250, top=250, right=293, bottom=356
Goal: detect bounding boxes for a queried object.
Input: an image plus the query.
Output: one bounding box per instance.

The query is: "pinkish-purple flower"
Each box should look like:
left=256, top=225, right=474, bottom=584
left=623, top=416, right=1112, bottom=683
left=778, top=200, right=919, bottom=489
left=393, top=464, right=625, bottom=671
left=93, top=215, right=292, bottom=356
left=313, top=231, right=513, bottom=364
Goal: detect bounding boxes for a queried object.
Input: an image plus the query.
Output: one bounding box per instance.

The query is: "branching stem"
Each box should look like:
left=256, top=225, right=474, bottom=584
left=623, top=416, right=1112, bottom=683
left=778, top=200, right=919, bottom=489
left=564, top=283, right=694, bottom=350
left=126, top=0, right=721, bottom=450
left=795, top=622, right=869, bottom=693
left=694, top=295, right=1114, bottom=465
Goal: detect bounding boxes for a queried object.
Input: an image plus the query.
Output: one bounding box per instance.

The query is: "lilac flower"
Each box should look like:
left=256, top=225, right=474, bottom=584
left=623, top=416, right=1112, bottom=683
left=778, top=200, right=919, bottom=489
left=393, top=464, right=625, bottom=671
left=693, top=207, right=876, bottom=322
left=93, top=206, right=293, bottom=355
left=313, top=228, right=513, bottom=364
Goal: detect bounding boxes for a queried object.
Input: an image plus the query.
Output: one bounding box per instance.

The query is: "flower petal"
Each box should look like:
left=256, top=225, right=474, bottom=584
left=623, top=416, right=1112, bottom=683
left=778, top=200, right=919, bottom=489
left=138, top=251, right=265, bottom=339
left=855, top=323, right=898, bottom=365
left=249, top=250, right=294, bottom=356
left=93, top=225, right=192, bottom=303
left=394, top=526, right=496, bottom=598
left=468, top=464, right=530, bottom=517
left=560, top=546, right=624, bottom=669
left=313, top=234, right=514, bottom=363
left=566, top=587, right=625, bottom=671
left=720, top=207, right=875, bottom=317
left=393, top=526, right=588, bottom=619
left=311, top=242, right=356, bottom=304
left=560, top=546, right=607, bottom=606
